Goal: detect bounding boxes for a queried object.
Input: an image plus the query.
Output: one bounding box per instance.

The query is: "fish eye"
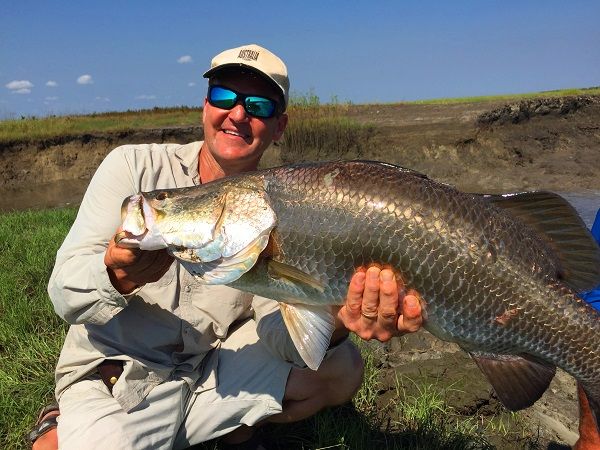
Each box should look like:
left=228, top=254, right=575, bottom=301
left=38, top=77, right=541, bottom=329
left=156, top=192, right=168, bottom=201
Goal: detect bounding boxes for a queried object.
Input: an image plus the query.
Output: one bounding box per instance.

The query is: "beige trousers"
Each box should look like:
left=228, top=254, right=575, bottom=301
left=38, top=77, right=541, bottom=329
left=57, top=319, right=292, bottom=450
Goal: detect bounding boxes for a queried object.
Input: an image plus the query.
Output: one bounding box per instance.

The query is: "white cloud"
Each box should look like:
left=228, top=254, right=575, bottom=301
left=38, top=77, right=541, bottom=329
left=177, top=55, right=192, bottom=64
left=188, top=82, right=196, bottom=87
left=45, top=96, right=59, bottom=101
left=6, top=80, right=34, bottom=93
left=46, top=80, right=58, bottom=87
left=95, top=96, right=110, bottom=102
left=136, top=94, right=157, bottom=100
left=77, top=74, right=93, bottom=85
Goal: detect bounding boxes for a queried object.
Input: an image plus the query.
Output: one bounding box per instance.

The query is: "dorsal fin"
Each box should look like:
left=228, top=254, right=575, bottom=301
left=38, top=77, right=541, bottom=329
left=485, top=191, right=600, bottom=291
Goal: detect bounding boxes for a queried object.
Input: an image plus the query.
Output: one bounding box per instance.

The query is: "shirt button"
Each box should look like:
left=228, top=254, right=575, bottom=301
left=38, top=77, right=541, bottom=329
left=185, top=285, right=191, bottom=293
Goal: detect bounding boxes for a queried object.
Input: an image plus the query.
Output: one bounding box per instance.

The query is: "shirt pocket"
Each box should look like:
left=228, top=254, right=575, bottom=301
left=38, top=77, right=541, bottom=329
left=149, top=260, right=177, bottom=288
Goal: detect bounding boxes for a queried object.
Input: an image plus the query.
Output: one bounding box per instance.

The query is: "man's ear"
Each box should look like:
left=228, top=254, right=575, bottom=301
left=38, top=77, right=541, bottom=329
left=273, top=113, right=288, bottom=142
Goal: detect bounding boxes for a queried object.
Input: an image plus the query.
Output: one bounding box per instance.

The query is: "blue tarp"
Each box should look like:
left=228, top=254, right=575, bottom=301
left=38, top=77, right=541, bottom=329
left=580, top=209, right=600, bottom=310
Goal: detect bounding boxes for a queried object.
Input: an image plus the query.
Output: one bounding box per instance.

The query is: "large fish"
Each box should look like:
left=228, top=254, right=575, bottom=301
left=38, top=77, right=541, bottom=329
left=117, top=160, right=600, bottom=421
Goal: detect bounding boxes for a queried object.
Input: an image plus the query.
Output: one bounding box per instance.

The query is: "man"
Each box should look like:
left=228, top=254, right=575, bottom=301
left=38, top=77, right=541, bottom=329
left=32, top=44, right=423, bottom=449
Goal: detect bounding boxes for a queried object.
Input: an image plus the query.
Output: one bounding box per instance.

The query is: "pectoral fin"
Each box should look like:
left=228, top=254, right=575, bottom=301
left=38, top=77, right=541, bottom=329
left=469, top=351, right=556, bottom=411
left=268, top=260, right=325, bottom=293
left=280, top=303, right=335, bottom=370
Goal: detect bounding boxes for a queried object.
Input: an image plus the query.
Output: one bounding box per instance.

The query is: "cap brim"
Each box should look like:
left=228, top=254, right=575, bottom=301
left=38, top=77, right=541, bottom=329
left=203, top=63, right=285, bottom=100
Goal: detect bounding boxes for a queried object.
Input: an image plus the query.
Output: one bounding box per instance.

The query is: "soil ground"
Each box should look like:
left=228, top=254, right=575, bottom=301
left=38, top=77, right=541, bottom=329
left=2, top=95, right=599, bottom=448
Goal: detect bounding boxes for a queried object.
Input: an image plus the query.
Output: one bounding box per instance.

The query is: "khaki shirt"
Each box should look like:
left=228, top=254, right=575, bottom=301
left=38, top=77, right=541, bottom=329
left=48, top=142, right=303, bottom=412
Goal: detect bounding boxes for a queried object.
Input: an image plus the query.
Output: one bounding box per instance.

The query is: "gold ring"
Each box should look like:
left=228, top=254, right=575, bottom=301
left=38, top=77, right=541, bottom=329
left=361, top=311, right=378, bottom=319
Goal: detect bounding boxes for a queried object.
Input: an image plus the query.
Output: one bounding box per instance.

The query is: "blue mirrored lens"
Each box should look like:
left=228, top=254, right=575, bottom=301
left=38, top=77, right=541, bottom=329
left=245, top=96, right=276, bottom=118
left=209, top=86, right=237, bottom=109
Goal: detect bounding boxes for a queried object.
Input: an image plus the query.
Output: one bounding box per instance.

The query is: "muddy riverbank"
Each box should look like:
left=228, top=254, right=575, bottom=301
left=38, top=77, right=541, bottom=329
left=1, top=95, right=599, bottom=212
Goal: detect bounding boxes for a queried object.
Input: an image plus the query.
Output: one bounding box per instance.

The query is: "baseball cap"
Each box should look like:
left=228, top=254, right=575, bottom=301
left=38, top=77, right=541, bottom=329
left=203, top=44, right=289, bottom=108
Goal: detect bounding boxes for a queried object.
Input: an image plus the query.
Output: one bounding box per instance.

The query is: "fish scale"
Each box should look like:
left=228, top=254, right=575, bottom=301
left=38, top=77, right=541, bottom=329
left=118, top=159, right=600, bottom=420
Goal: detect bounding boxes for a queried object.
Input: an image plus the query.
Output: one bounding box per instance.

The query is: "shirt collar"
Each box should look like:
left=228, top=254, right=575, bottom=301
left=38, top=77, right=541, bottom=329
left=174, top=141, right=203, bottom=185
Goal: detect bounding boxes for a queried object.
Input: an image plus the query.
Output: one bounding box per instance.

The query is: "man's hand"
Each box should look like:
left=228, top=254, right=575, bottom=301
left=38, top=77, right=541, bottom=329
left=335, top=266, right=423, bottom=342
left=104, top=228, right=174, bottom=294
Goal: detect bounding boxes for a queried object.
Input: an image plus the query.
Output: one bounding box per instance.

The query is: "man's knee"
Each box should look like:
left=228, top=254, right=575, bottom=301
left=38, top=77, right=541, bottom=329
left=285, top=339, right=364, bottom=401
left=278, top=339, right=364, bottom=423
left=321, top=339, right=364, bottom=405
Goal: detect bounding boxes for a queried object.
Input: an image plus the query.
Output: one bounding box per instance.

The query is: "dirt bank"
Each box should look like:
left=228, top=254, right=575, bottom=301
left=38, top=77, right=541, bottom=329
left=2, top=96, right=599, bottom=448
left=2, top=95, right=599, bottom=206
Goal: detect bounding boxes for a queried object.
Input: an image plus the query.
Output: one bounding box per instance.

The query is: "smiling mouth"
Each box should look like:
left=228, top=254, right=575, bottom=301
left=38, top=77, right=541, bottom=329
left=222, top=129, right=248, bottom=139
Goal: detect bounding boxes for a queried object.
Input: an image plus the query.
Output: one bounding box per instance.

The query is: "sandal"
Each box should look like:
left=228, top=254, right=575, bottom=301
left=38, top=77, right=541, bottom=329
left=28, top=402, right=60, bottom=444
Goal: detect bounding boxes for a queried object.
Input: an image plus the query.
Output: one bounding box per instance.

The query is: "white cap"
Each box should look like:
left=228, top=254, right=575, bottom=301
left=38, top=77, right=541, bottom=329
left=203, top=44, right=289, bottom=108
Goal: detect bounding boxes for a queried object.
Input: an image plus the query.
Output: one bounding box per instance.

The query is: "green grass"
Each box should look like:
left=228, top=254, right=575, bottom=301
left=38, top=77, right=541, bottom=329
left=279, top=92, right=375, bottom=163
left=0, top=208, right=75, bottom=449
left=405, top=86, right=600, bottom=105
left=0, top=106, right=202, bottom=144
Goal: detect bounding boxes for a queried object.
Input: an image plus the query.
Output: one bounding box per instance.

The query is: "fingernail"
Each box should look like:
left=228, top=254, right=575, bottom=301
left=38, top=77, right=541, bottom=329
left=368, top=267, right=379, bottom=279
left=381, top=271, right=394, bottom=282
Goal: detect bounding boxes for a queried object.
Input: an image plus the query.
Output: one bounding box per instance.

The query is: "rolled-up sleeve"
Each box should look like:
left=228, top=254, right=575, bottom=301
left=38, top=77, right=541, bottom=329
left=48, top=147, right=138, bottom=325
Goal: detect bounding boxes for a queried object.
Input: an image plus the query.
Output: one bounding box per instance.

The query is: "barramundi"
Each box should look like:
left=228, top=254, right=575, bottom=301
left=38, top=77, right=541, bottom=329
left=117, top=160, right=600, bottom=422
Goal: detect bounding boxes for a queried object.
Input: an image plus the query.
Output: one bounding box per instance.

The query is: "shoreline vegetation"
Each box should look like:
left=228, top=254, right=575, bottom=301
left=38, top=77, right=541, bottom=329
left=1, top=87, right=598, bottom=145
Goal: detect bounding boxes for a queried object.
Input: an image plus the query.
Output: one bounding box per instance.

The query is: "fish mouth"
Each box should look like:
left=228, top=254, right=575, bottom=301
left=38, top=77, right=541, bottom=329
left=114, top=229, right=147, bottom=248
left=116, top=194, right=149, bottom=248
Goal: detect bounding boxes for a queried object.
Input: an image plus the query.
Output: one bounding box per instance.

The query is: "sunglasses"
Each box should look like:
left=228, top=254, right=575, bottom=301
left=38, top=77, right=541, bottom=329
left=207, top=85, right=279, bottom=119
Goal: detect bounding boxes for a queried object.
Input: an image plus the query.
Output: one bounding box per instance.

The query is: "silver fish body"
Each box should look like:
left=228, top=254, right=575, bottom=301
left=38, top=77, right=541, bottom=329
left=119, top=160, right=600, bottom=417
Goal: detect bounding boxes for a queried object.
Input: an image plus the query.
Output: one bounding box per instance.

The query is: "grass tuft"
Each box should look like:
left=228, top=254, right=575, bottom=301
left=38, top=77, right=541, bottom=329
left=279, top=92, right=375, bottom=163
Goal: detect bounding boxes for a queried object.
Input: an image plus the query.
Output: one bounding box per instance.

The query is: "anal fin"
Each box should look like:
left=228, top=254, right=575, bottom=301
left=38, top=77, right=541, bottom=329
left=469, top=351, right=556, bottom=411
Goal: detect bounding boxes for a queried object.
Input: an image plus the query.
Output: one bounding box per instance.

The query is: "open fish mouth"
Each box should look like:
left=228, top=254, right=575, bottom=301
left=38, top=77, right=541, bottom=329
left=114, top=229, right=147, bottom=248
left=114, top=194, right=150, bottom=247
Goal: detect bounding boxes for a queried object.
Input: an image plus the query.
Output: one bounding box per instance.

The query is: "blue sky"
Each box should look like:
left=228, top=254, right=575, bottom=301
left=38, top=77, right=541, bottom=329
left=1, top=1, right=599, bottom=119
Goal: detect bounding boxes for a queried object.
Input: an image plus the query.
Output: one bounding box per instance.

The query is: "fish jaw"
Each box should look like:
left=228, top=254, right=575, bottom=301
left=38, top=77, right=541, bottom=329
left=117, top=194, right=167, bottom=250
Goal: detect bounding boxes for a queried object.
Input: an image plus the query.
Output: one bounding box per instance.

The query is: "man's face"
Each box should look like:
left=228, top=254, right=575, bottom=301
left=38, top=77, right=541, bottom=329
left=202, top=70, right=288, bottom=168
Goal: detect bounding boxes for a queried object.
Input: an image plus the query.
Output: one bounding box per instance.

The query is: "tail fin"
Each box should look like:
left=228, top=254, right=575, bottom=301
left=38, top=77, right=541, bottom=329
left=578, top=383, right=600, bottom=447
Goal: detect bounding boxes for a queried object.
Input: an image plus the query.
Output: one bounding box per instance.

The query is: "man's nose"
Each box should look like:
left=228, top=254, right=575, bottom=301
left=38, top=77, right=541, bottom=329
left=228, top=103, right=249, bottom=122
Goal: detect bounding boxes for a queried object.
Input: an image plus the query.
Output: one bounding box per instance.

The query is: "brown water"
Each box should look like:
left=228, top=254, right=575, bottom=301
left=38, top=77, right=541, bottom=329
left=0, top=179, right=89, bottom=212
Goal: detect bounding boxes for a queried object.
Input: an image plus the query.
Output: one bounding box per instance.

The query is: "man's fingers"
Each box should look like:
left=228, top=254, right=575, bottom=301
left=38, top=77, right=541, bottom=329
left=361, top=266, right=381, bottom=318
left=346, top=270, right=366, bottom=315
left=377, top=269, right=399, bottom=326
left=397, top=290, right=423, bottom=334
